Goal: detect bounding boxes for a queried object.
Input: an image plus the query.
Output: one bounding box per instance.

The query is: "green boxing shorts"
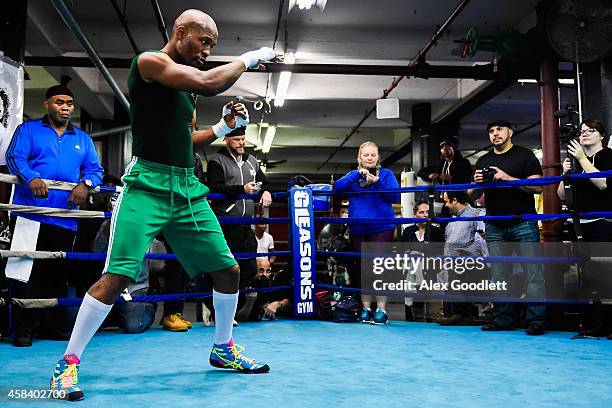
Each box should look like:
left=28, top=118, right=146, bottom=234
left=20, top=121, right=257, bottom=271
left=103, top=157, right=237, bottom=281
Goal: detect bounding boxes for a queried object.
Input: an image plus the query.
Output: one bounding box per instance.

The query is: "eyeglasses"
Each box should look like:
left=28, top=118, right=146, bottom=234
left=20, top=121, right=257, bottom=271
left=580, top=128, right=598, bottom=136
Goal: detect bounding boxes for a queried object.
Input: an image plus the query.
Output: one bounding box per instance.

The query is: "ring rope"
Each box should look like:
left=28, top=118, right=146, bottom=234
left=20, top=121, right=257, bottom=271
left=316, top=250, right=582, bottom=264
left=4, top=201, right=611, bottom=224
left=0, top=250, right=291, bottom=261
left=316, top=212, right=612, bottom=225
left=0, top=173, right=122, bottom=194
left=0, top=203, right=112, bottom=218
left=0, top=285, right=292, bottom=309
left=308, top=170, right=612, bottom=196
left=314, top=284, right=599, bottom=305
left=2, top=170, right=611, bottom=198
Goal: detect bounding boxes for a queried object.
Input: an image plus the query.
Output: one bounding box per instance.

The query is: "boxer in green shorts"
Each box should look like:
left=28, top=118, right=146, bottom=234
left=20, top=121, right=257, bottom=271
left=49, top=9, right=280, bottom=400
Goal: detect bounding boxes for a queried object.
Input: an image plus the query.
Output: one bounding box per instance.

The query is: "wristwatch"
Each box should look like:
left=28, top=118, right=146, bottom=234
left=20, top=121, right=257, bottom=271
left=83, top=179, right=94, bottom=189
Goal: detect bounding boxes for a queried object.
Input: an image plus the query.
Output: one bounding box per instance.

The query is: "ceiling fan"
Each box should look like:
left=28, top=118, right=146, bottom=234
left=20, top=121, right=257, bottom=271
left=546, top=0, right=612, bottom=63
left=257, top=156, right=287, bottom=169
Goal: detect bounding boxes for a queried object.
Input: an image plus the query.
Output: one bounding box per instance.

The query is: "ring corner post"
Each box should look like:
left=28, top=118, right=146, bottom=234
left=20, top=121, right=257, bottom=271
left=289, top=186, right=316, bottom=318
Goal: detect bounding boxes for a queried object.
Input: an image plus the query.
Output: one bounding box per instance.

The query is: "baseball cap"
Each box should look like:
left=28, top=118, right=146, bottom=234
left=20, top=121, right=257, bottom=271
left=486, top=120, right=513, bottom=132
left=439, top=138, right=457, bottom=149
left=45, top=85, right=74, bottom=100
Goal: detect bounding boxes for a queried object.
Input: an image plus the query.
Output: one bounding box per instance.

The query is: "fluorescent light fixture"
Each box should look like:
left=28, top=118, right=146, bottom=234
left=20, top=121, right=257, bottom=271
left=288, top=0, right=327, bottom=12
left=274, top=51, right=295, bottom=107
left=254, top=122, right=269, bottom=151
left=262, top=126, right=276, bottom=154
left=245, top=125, right=261, bottom=150
left=517, top=78, right=575, bottom=85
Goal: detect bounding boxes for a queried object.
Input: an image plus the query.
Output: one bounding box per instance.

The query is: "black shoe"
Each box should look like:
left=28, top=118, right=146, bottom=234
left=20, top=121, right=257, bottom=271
left=37, top=331, right=70, bottom=341
left=436, top=314, right=474, bottom=326
left=607, top=334, right=612, bottom=340
left=481, top=322, right=514, bottom=331
left=526, top=323, right=545, bottom=336
left=13, top=335, right=32, bottom=347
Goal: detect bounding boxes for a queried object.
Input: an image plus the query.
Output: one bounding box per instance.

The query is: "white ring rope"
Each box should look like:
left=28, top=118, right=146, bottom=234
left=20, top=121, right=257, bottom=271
left=0, top=203, right=107, bottom=218
left=0, top=173, right=123, bottom=193
left=0, top=298, right=59, bottom=308
left=0, top=250, right=65, bottom=259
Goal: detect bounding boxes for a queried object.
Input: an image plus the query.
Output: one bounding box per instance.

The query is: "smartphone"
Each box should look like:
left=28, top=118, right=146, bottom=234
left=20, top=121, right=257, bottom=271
left=254, top=181, right=263, bottom=188
left=368, top=168, right=376, bottom=175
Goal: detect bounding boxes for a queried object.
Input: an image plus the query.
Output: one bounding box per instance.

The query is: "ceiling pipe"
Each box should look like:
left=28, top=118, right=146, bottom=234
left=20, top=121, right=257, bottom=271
left=150, top=0, right=169, bottom=44
left=90, top=125, right=132, bottom=139
left=317, top=0, right=472, bottom=170
left=25, top=56, right=575, bottom=81
left=109, top=0, right=141, bottom=54
left=49, top=0, right=130, bottom=113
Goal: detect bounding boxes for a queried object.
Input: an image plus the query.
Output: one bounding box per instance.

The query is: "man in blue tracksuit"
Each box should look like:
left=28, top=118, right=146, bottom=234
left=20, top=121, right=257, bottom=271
left=5, top=85, right=103, bottom=347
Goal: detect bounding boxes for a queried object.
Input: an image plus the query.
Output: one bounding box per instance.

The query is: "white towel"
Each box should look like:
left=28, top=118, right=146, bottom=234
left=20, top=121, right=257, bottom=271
left=5, top=217, right=40, bottom=283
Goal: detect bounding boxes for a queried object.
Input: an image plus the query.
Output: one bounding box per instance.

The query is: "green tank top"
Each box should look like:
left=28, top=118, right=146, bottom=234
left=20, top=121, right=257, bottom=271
left=128, top=51, right=196, bottom=168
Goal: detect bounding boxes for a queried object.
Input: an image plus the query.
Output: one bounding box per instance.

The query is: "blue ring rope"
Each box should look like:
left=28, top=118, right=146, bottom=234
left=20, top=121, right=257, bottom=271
left=56, top=285, right=292, bottom=308
left=64, top=251, right=291, bottom=261
left=315, top=284, right=592, bottom=305
left=315, top=250, right=582, bottom=264
left=315, top=212, right=612, bottom=225
left=309, top=170, right=612, bottom=196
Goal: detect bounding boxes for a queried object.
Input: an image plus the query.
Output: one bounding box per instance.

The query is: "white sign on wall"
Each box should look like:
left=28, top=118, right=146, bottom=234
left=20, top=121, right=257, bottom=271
left=0, top=55, right=25, bottom=166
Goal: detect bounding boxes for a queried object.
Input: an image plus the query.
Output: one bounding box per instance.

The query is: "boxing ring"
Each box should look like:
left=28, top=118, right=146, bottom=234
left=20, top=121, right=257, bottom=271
left=1, top=172, right=612, bottom=406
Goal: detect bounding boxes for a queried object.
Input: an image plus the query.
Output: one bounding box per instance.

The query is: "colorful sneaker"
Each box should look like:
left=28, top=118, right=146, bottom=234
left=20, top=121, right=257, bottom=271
left=360, top=308, right=373, bottom=323
left=371, top=309, right=389, bottom=325
left=210, top=339, right=270, bottom=374
left=50, top=354, right=84, bottom=401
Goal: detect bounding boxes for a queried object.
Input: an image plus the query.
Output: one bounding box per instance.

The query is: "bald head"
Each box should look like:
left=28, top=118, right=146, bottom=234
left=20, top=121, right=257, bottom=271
left=172, top=9, right=217, bottom=37
left=168, top=9, right=218, bottom=68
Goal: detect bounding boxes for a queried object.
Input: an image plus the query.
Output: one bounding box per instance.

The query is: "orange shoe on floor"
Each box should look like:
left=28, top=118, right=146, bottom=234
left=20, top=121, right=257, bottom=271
left=162, top=313, right=191, bottom=332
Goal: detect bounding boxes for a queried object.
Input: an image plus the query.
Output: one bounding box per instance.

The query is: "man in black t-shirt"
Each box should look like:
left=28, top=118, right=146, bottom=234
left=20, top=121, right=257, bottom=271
left=472, top=120, right=546, bottom=335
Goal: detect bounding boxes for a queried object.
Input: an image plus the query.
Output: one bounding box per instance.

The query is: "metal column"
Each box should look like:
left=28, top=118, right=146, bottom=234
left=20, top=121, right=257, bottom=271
left=539, top=59, right=562, bottom=242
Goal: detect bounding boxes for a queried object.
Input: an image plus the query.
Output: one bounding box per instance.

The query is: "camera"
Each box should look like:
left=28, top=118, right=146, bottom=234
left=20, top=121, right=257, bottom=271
left=555, top=104, right=581, bottom=143
left=481, top=166, right=497, bottom=182
left=558, top=123, right=581, bottom=143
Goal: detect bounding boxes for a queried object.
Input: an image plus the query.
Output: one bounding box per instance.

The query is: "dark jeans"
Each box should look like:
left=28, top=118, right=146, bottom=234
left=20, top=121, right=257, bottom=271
left=162, top=240, right=188, bottom=317
left=350, top=230, right=394, bottom=291
left=578, top=219, right=612, bottom=242
left=9, top=220, right=75, bottom=338
left=222, top=224, right=257, bottom=288
left=486, top=221, right=546, bottom=327
left=573, top=219, right=612, bottom=334
left=106, top=289, right=155, bottom=334
left=196, top=224, right=258, bottom=318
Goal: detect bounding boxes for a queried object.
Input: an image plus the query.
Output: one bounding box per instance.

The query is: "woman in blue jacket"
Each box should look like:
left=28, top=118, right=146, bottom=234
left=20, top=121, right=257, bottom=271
left=334, top=141, right=400, bottom=324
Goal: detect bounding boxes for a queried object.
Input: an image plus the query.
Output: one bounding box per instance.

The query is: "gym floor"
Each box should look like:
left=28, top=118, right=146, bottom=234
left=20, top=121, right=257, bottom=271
left=1, top=319, right=610, bottom=407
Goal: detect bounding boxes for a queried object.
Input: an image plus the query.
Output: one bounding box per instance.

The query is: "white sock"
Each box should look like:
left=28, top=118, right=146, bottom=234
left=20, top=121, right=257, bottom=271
left=213, top=290, right=238, bottom=345
left=64, top=293, right=113, bottom=358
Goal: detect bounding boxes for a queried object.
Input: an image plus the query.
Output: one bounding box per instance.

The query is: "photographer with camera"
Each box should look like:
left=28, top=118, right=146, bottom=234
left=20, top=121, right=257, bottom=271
left=557, top=119, right=612, bottom=242
left=334, top=141, right=400, bottom=324
left=471, top=120, right=546, bottom=335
